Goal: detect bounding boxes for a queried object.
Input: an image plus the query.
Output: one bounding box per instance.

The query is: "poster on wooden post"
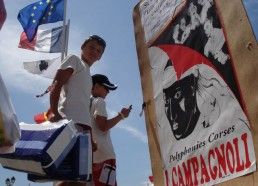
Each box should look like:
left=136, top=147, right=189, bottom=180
left=133, top=0, right=257, bottom=185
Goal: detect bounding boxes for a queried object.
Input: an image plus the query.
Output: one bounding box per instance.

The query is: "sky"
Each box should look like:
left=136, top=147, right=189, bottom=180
left=0, top=0, right=257, bottom=186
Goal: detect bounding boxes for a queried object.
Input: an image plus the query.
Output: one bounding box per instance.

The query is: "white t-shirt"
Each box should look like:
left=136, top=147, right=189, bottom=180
left=91, top=97, right=116, bottom=163
left=58, top=54, right=92, bottom=126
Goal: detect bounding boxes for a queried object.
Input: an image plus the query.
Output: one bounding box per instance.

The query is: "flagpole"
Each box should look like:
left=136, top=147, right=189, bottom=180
left=61, top=0, right=67, bottom=61
left=65, top=19, right=70, bottom=57
left=52, top=1, right=67, bottom=183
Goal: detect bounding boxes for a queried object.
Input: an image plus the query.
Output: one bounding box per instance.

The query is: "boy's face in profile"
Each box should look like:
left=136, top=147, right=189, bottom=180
left=92, top=83, right=109, bottom=99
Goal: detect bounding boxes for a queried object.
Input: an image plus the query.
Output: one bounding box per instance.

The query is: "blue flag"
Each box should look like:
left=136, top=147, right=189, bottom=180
left=17, top=0, right=64, bottom=42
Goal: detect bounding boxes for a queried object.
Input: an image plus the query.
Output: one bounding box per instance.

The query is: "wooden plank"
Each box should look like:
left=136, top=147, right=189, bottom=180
left=216, top=0, right=258, bottom=185
left=133, top=4, right=165, bottom=186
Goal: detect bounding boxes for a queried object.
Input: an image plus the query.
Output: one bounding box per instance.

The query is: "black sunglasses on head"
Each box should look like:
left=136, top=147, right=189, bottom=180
left=89, top=35, right=106, bottom=48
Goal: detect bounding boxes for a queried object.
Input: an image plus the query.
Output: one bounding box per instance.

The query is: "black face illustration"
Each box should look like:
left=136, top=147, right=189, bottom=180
left=163, top=74, right=200, bottom=140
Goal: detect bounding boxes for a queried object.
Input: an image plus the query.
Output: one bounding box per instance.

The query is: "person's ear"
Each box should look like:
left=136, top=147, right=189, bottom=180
left=94, top=83, right=101, bottom=89
left=92, top=83, right=97, bottom=90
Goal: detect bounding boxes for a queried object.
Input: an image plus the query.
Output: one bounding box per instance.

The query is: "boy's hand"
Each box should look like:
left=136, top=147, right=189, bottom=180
left=49, top=113, right=63, bottom=122
left=120, top=105, right=132, bottom=119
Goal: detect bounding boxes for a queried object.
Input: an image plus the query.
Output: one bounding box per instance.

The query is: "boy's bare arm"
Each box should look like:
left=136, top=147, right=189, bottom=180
left=95, top=106, right=132, bottom=132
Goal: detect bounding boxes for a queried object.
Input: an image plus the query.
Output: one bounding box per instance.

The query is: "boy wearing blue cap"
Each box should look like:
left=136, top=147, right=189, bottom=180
left=91, top=74, right=132, bottom=186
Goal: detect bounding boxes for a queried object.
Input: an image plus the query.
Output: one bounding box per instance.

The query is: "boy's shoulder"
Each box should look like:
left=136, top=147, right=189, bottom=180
left=93, top=96, right=105, bottom=102
left=65, top=54, right=80, bottom=60
left=92, top=97, right=106, bottom=106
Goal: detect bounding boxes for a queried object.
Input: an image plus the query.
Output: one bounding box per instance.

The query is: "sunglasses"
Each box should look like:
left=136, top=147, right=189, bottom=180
left=89, top=35, right=106, bottom=48
left=101, top=85, right=109, bottom=92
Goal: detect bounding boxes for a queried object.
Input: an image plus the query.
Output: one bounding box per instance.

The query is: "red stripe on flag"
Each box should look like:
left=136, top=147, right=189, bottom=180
left=18, top=32, right=37, bottom=51
left=0, top=0, right=7, bottom=30
left=149, top=176, right=153, bottom=183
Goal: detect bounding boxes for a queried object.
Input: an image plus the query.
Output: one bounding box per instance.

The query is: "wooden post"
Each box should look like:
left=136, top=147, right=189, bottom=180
left=133, top=5, right=165, bottom=186
left=216, top=0, right=258, bottom=184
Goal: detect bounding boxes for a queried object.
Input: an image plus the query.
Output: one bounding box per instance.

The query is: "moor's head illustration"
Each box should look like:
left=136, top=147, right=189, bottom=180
left=163, top=62, right=200, bottom=140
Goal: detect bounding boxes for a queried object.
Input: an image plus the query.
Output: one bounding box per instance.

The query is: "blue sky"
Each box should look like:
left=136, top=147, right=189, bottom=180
left=0, top=0, right=257, bottom=186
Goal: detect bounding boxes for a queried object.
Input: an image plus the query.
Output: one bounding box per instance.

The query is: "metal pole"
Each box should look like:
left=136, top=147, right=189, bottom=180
left=61, top=0, right=67, bottom=61
left=65, top=19, right=70, bottom=57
